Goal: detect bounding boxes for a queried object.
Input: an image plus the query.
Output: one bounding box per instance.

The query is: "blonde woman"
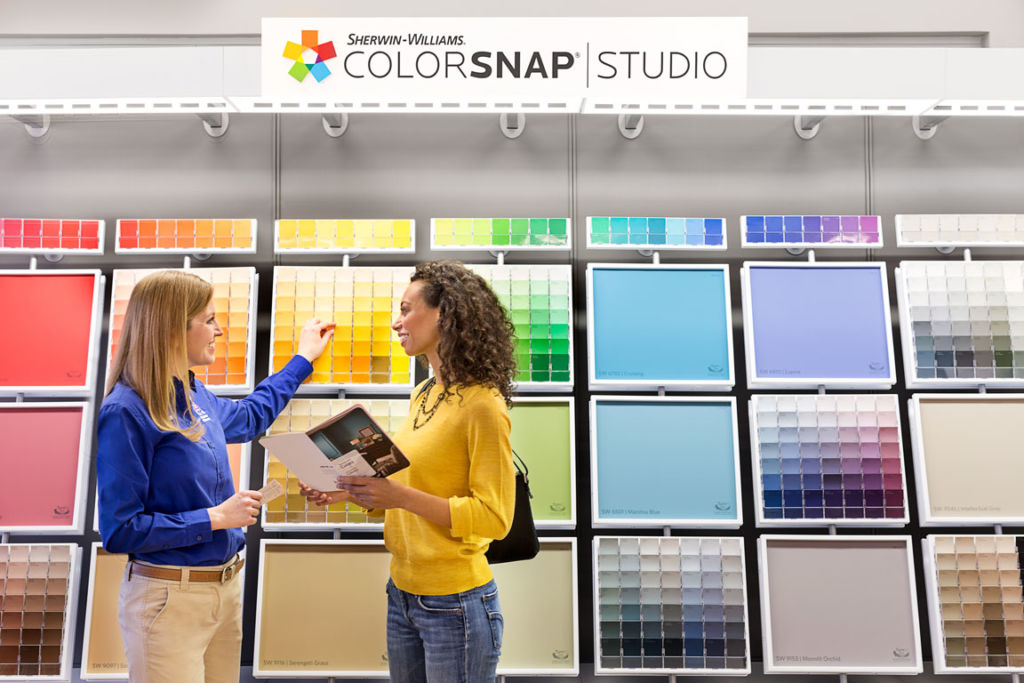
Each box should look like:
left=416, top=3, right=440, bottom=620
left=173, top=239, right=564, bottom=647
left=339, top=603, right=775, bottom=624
left=96, top=270, right=333, bottom=683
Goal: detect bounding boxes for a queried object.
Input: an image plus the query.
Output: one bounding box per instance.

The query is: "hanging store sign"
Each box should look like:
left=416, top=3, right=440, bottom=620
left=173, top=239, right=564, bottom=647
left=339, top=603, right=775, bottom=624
left=261, top=17, right=748, bottom=105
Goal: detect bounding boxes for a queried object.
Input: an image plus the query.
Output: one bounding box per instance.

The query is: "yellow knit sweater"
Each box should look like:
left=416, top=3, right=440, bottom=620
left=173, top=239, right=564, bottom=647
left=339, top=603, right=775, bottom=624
left=385, top=380, right=515, bottom=595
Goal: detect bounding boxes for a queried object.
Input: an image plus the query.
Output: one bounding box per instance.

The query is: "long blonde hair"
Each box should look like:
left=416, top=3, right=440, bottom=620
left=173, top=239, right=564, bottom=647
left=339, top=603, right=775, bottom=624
left=105, top=270, right=213, bottom=442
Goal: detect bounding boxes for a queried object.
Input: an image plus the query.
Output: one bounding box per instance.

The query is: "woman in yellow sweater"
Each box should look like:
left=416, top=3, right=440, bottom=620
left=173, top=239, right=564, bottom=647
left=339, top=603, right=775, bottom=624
left=301, top=260, right=517, bottom=682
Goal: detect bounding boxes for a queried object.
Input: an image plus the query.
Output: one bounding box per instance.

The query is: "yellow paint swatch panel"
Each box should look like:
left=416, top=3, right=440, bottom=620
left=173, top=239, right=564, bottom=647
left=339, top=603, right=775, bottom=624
left=81, top=545, right=129, bottom=679
left=271, top=266, right=413, bottom=389
left=276, top=219, right=414, bottom=251
left=255, top=540, right=577, bottom=677
left=117, top=219, right=256, bottom=252
left=109, top=268, right=256, bottom=392
left=263, top=399, right=408, bottom=528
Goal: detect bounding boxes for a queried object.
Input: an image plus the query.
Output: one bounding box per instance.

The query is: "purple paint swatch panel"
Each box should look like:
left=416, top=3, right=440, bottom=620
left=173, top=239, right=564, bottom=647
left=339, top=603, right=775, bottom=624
left=749, top=265, right=892, bottom=381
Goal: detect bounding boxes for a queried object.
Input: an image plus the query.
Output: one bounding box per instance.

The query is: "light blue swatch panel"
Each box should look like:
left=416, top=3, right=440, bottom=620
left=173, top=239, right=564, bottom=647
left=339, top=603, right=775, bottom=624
left=748, top=266, right=892, bottom=380
left=594, top=400, right=738, bottom=521
left=592, top=267, right=730, bottom=383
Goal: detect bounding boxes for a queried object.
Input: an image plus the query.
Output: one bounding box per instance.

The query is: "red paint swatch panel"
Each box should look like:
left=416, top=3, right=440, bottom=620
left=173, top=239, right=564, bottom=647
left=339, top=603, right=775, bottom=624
left=0, top=219, right=102, bottom=251
left=0, top=405, right=84, bottom=529
left=0, top=273, right=98, bottom=389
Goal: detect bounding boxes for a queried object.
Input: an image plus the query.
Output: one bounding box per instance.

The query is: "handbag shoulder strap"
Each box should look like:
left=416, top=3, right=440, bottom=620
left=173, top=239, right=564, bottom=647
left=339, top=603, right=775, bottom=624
left=510, top=448, right=532, bottom=499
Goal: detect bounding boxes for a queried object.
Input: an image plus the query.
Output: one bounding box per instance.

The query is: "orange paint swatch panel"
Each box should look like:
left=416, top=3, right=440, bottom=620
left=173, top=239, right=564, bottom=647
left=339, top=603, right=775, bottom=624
left=108, top=267, right=256, bottom=392
left=117, top=218, right=256, bottom=252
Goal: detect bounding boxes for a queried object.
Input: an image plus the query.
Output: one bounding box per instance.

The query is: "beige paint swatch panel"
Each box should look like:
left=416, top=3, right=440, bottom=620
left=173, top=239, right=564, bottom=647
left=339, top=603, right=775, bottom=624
left=919, top=398, right=1024, bottom=518
left=84, top=550, right=129, bottom=676
left=765, top=540, right=918, bottom=669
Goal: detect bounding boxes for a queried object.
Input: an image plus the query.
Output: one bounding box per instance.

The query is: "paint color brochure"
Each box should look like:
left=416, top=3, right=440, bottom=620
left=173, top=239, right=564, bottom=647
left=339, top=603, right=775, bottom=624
left=259, top=404, right=409, bottom=492
left=0, top=218, right=104, bottom=254
left=897, top=260, right=1024, bottom=388
left=275, top=219, right=415, bottom=253
left=594, top=536, right=750, bottom=675
left=750, top=394, right=908, bottom=527
left=741, top=214, right=882, bottom=248
left=80, top=544, right=128, bottom=680
left=587, top=216, right=726, bottom=249
left=896, top=214, right=1024, bottom=247
left=923, top=535, right=1024, bottom=673
left=432, top=217, right=570, bottom=250
left=759, top=535, right=922, bottom=674
left=742, top=262, right=896, bottom=389
left=590, top=397, right=742, bottom=528
left=910, top=394, right=1024, bottom=525
left=115, top=218, right=256, bottom=253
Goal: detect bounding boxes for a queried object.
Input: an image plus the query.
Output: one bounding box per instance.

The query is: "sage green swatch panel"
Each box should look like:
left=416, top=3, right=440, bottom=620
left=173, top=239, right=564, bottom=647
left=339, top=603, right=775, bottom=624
left=509, top=401, right=574, bottom=522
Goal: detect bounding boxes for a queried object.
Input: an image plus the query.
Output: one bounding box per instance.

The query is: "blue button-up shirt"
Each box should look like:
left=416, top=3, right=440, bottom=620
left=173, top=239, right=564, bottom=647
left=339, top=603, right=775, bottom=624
left=97, top=355, right=312, bottom=566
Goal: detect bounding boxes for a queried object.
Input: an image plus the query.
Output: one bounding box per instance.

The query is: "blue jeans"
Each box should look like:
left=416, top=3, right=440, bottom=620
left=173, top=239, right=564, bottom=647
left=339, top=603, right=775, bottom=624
left=386, top=578, right=503, bottom=683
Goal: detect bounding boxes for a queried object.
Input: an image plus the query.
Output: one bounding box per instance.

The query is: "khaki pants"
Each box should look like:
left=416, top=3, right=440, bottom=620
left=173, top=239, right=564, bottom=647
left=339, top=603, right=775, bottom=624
left=117, top=557, right=243, bottom=683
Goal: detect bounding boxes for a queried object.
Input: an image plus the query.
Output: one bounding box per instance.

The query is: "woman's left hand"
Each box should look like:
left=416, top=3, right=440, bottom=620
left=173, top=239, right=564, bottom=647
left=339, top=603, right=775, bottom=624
left=337, top=475, right=408, bottom=509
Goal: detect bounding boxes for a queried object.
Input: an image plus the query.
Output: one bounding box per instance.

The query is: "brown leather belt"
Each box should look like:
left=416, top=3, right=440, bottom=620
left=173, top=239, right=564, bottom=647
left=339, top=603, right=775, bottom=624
left=129, top=557, right=244, bottom=583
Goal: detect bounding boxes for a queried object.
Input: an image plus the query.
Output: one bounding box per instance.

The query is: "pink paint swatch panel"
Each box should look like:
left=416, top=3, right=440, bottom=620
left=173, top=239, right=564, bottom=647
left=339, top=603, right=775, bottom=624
left=0, top=273, right=98, bottom=389
left=0, top=405, right=84, bottom=528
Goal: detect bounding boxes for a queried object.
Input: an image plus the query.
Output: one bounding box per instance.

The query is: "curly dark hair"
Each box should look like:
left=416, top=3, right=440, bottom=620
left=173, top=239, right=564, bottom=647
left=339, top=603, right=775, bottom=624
left=410, top=260, right=517, bottom=404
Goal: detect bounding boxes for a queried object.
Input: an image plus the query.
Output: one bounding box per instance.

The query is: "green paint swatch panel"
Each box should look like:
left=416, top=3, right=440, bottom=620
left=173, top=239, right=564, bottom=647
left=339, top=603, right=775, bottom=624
left=434, top=218, right=570, bottom=248
left=509, top=400, right=574, bottom=523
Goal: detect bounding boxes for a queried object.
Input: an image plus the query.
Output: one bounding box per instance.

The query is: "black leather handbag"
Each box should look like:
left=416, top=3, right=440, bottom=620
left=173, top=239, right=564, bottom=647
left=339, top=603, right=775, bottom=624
left=486, top=450, right=539, bottom=564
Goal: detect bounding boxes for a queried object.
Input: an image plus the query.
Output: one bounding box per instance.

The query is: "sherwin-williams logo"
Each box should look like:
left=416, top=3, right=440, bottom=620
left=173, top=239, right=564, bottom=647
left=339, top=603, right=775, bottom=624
left=549, top=503, right=566, bottom=512
left=552, top=649, right=569, bottom=661
left=714, top=502, right=733, bottom=512
left=283, top=30, right=337, bottom=83
left=893, top=648, right=910, bottom=659
left=53, top=505, right=70, bottom=517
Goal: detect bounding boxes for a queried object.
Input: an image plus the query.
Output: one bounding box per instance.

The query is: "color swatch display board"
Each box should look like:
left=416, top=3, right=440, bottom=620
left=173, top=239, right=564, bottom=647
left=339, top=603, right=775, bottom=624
left=587, top=264, right=734, bottom=391
left=270, top=266, right=414, bottom=393
left=0, top=219, right=104, bottom=254
left=741, top=215, right=882, bottom=247
left=896, top=214, right=1024, bottom=247
left=593, top=536, right=750, bottom=675
left=586, top=216, right=726, bottom=248
left=0, top=271, right=102, bottom=396
left=924, top=535, right=1024, bottom=673
left=590, top=397, right=741, bottom=528
left=897, top=260, right=1024, bottom=388
left=253, top=539, right=578, bottom=677
left=750, top=394, right=908, bottom=526
left=0, top=404, right=91, bottom=534
left=275, top=219, right=415, bottom=253
left=431, top=217, right=570, bottom=249
left=108, top=268, right=257, bottom=393
left=79, top=545, right=128, bottom=680
left=262, top=398, right=407, bottom=530
left=741, top=262, right=896, bottom=389
left=468, top=264, right=573, bottom=389
left=909, top=394, right=1024, bottom=526
left=0, top=544, right=81, bottom=680
left=758, top=536, right=922, bottom=674
left=508, top=397, right=575, bottom=528
left=115, top=219, right=256, bottom=253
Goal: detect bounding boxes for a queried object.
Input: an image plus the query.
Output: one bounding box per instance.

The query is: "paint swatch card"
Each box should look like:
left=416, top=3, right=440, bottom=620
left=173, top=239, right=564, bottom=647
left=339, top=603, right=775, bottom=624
left=469, top=264, right=572, bottom=386
left=594, top=536, right=749, bottom=674
left=750, top=394, right=907, bottom=526
left=591, top=398, right=740, bottom=527
left=897, top=214, right=1024, bottom=246
left=276, top=219, right=414, bottom=252
left=0, top=404, right=88, bottom=533
left=925, top=535, right=1024, bottom=672
left=759, top=536, right=921, bottom=674
left=898, top=261, right=1024, bottom=387
left=263, top=399, right=408, bottom=528
left=109, top=268, right=256, bottom=392
left=116, top=218, right=256, bottom=252
left=0, top=219, right=103, bottom=253
left=742, top=215, right=881, bottom=247
left=588, top=265, right=733, bottom=389
left=911, top=395, right=1024, bottom=525
left=80, top=545, right=128, bottom=680
left=587, top=216, right=725, bottom=248
left=271, top=266, right=413, bottom=391
left=432, top=217, right=570, bottom=249
left=0, top=271, right=100, bottom=393
left=509, top=398, right=575, bottom=526
left=0, top=544, right=80, bottom=678
left=742, top=263, right=895, bottom=389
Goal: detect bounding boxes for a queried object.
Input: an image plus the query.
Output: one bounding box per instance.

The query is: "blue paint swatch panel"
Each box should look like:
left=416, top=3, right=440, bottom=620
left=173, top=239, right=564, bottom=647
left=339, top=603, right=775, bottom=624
left=744, top=215, right=880, bottom=246
left=591, top=266, right=732, bottom=385
left=589, top=217, right=725, bottom=247
left=746, top=264, right=893, bottom=384
left=593, top=400, right=739, bottom=523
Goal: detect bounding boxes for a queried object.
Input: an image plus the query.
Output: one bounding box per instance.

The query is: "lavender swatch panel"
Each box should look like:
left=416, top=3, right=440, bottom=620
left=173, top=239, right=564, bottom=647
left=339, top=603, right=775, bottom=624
left=748, top=265, right=893, bottom=381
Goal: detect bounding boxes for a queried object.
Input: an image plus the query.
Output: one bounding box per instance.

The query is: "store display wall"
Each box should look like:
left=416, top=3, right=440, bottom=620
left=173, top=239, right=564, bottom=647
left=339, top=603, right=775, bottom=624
left=2, top=112, right=1024, bottom=680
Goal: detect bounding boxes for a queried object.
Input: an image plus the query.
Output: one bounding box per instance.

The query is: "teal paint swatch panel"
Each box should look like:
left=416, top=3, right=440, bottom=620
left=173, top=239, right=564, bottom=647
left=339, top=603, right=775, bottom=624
left=591, top=267, right=730, bottom=384
left=594, top=400, right=738, bottom=523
